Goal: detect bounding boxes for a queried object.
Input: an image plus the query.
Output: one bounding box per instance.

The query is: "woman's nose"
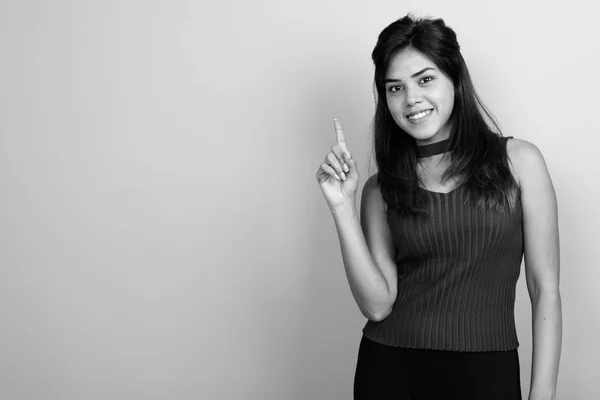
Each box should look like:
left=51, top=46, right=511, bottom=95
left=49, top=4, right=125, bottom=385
left=405, top=86, right=422, bottom=107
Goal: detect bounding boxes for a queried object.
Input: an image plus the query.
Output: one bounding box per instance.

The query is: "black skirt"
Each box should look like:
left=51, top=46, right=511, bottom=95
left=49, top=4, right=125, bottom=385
left=354, top=335, right=522, bottom=400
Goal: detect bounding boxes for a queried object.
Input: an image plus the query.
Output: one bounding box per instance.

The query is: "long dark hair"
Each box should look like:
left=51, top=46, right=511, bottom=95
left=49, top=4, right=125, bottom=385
left=371, top=14, right=519, bottom=218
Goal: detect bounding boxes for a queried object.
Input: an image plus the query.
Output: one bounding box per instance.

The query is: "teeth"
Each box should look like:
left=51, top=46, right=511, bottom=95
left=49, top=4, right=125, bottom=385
left=407, top=109, right=432, bottom=120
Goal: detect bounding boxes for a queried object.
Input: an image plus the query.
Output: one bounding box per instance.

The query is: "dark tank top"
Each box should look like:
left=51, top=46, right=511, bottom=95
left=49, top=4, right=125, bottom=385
left=362, top=137, right=524, bottom=352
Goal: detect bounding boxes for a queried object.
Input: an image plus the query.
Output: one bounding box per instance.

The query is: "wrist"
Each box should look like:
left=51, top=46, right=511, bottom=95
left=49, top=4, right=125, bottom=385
left=330, top=201, right=357, bottom=217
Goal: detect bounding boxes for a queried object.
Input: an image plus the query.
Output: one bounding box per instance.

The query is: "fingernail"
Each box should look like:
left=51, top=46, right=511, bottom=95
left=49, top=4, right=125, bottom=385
left=335, top=173, right=340, bottom=180
left=345, top=151, right=351, bottom=159
left=343, top=164, right=349, bottom=172
left=340, top=171, right=346, bottom=180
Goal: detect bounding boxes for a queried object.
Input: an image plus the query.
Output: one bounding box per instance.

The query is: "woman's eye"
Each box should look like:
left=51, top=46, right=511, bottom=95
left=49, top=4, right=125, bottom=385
left=420, top=76, right=434, bottom=84
left=389, top=85, right=404, bottom=92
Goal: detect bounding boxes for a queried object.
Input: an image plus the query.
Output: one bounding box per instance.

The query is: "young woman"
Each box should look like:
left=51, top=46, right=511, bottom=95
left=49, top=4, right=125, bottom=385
left=315, top=15, right=562, bottom=400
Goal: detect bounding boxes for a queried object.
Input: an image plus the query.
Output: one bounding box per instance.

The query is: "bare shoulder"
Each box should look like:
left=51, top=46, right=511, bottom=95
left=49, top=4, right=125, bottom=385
left=364, top=172, right=380, bottom=188
left=505, top=137, right=547, bottom=189
left=362, top=173, right=387, bottom=213
left=362, top=173, right=381, bottom=198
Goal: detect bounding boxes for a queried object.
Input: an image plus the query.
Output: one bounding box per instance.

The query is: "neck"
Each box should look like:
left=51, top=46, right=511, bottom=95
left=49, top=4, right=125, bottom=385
left=415, top=137, right=451, bottom=159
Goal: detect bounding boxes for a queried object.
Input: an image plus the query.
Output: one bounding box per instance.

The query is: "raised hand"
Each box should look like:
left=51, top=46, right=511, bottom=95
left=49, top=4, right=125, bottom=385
left=316, top=119, right=359, bottom=210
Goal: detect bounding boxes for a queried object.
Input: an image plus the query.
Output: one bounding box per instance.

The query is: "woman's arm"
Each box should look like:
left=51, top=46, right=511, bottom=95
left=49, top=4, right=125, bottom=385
left=510, top=139, right=562, bottom=400
left=331, top=174, right=398, bottom=321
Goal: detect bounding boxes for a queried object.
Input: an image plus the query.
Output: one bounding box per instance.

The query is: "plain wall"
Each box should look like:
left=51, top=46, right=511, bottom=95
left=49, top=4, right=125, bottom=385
left=1, top=0, right=598, bottom=398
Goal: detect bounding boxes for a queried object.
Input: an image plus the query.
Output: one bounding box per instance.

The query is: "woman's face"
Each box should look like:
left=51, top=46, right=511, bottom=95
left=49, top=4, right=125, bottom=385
left=384, top=47, right=455, bottom=145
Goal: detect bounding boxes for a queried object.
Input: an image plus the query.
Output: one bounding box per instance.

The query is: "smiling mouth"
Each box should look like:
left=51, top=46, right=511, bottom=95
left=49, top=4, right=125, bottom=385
left=406, top=109, right=433, bottom=121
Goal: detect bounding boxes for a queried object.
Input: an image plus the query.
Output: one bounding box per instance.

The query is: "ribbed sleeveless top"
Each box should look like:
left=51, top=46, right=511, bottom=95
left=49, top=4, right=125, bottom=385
left=362, top=137, right=524, bottom=352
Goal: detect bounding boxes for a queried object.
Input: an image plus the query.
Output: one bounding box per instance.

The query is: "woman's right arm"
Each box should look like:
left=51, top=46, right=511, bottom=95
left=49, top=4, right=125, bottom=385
left=317, top=119, right=398, bottom=321
left=330, top=174, right=398, bottom=322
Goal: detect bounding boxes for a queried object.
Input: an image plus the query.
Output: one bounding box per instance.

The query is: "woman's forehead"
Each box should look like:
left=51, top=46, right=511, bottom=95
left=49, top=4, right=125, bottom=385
left=386, top=48, right=437, bottom=79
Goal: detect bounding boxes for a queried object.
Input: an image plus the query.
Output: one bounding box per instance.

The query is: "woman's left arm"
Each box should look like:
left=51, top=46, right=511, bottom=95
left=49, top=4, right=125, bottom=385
left=511, top=139, right=562, bottom=400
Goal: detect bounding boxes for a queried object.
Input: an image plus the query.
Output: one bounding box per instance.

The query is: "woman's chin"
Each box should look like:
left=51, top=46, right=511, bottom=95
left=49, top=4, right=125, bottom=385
left=402, top=126, right=452, bottom=143
left=403, top=130, right=442, bottom=142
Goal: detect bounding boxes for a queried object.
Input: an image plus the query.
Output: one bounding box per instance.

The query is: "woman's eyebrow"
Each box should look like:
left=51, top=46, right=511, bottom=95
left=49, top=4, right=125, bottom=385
left=385, top=67, right=436, bottom=83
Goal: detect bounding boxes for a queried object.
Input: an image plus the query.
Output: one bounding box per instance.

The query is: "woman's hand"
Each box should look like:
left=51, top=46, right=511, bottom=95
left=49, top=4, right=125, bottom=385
left=316, top=119, right=359, bottom=210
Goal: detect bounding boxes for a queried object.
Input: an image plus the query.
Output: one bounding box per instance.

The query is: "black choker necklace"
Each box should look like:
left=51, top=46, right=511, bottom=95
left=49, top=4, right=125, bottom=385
left=415, top=138, right=452, bottom=158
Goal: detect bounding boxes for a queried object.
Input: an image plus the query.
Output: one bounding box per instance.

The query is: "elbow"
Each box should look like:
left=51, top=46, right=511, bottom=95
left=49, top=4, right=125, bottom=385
left=364, top=294, right=396, bottom=322
left=529, top=287, right=562, bottom=315
left=368, top=307, right=392, bottom=322
left=529, top=284, right=561, bottom=303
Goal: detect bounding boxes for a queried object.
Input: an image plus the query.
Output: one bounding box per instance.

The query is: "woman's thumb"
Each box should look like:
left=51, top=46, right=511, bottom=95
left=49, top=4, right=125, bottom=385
left=345, top=152, right=357, bottom=176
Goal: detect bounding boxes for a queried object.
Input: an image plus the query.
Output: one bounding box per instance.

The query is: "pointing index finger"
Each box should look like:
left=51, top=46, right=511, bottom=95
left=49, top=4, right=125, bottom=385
left=334, top=119, right=349, bottom=155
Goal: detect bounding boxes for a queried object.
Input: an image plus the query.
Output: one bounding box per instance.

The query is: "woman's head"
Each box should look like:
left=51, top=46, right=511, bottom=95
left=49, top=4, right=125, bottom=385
left=372, top=14, right=494, bottom=145
left=384, top=46, right=455, bottom=144
left=371, top=15, right=517, bottom=217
